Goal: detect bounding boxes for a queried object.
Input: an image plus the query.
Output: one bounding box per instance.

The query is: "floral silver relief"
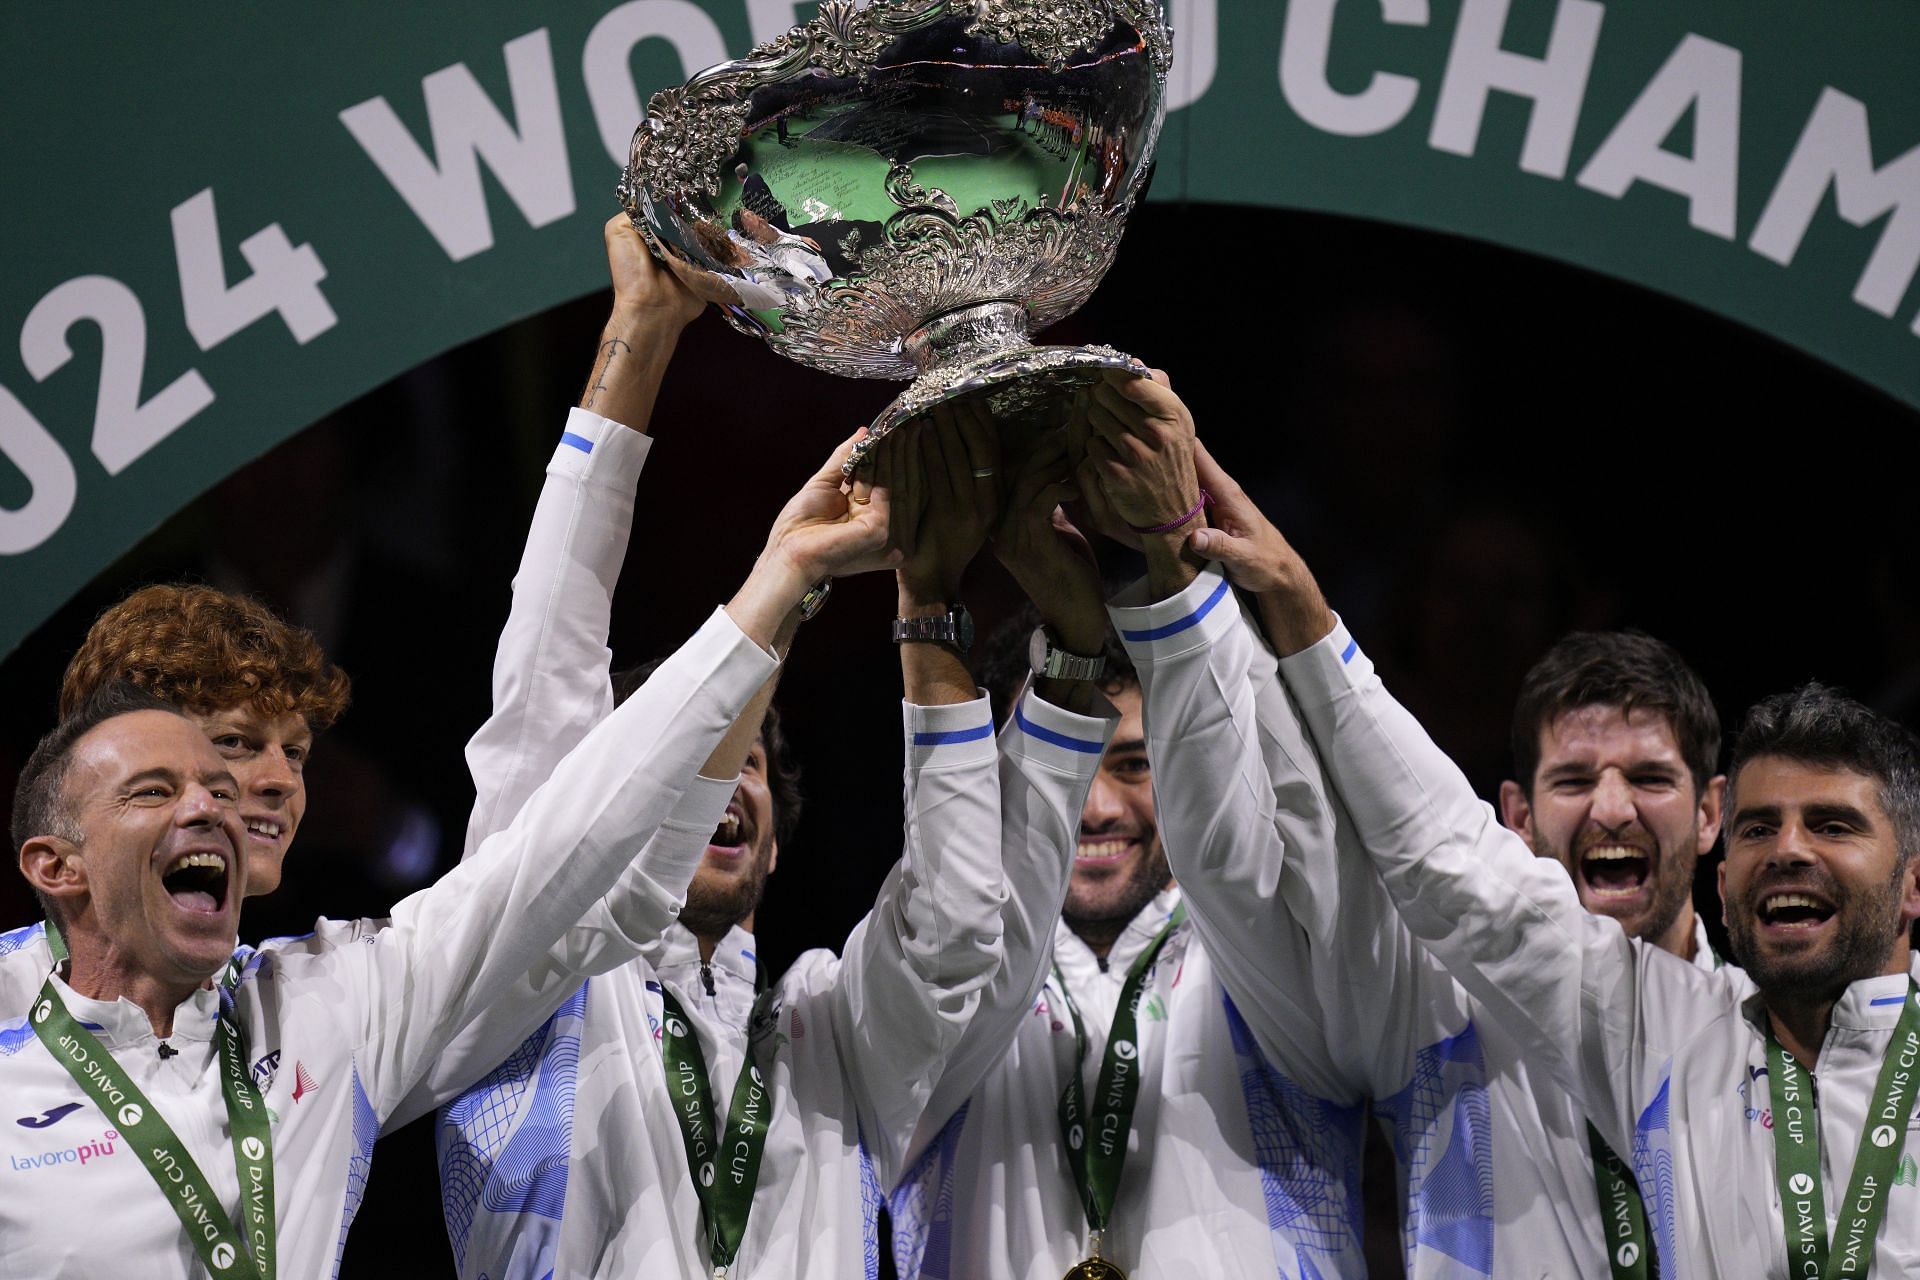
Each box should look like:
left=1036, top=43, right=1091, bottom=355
left=620, top=0, right=1170, bottom=468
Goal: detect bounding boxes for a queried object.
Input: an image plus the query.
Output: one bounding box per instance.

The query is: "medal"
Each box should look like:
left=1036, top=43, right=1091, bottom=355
left=1053, top=909, right=1184, bottom=1280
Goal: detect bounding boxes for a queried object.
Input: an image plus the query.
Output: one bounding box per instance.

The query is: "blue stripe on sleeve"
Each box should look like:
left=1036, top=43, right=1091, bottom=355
left=1341, top=637, right=1359, bottom=664
left=912, top=723, right=993, bottom=747
left=1118, top=576, right=1230, bottom=642
left=559, top=431, right=594, bottom=454
left=1014, top=706, right=1106, bottom=754
left=1871, top=994, right=1910, bottom=1006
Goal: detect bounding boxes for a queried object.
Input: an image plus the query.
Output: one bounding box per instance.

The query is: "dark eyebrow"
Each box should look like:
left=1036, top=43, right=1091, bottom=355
left=1731, top=803, right=1782, bottom=829
left=122, top=766, right=182, bottom=790
left=1804, top=802, right=1874, bottom=830
left=1539, top=762, right=1596, bottom=779
left=1105, top=738, right=1149, bottom=756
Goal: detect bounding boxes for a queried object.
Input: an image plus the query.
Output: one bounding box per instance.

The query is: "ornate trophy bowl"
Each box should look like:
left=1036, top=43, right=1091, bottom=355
left=618, top=0, right=1169, bottom=472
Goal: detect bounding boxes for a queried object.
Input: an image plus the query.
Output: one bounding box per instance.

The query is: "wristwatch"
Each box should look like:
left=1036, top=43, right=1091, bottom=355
left=1028, top=625, right=1107, bottom=682
left=892, top=603, right=975, bottom=655
left=797, top=577, right=832, bottom=621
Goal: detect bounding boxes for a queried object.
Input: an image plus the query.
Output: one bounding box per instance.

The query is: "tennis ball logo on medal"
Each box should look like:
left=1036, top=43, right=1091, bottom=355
left=1789, top=1173, right=1815, bottom=1196
left=1112, top=1040, right=1137, bottom=1062
left=700, top=1161, right=716, bottom=1187
left=666, top=1017, right=688, bottom=1038
left=1067, top=1124, right=1084, bottom=1151
left=242, top=1136, right=266, bottom=1161
left=118, top=1103, right=143, bottom=1127
left=210, top=1242, right=235, bottom=1270
left=1873, top=1124, right=1899, bottom=1148
left=750, top=1064, right=764, bottom=1088
left=1616, top=1243, right=1640, bottom=1268
left=33, top=999, right=50, bottom=1024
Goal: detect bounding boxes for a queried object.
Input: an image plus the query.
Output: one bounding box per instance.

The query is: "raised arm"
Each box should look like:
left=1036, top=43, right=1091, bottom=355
left=832, top=407, right=1025, bottom=1186
left=900, top=421, right=1126, bottom=1157
left=1170, top=441, right=1476, bottom=1095
left=463, top=213, right=702, bottom=854
left=1188, top=459, right=1680, bottom=1149
left=387, top=219, right=723, bottom=1126
left=345, top=433, right=898, bottom=1121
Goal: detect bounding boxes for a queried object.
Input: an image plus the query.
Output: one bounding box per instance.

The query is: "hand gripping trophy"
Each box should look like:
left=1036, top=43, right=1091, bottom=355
left=619, top=0, right=1171, bottom=474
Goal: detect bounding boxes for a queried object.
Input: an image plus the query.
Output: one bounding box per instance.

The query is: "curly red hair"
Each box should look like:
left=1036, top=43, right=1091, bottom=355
left=58, top=583, right=350, bottom=730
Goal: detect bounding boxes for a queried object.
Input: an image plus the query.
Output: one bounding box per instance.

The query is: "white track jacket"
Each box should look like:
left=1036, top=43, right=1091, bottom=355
left=1278, top=615, right=1920, bottom=1279
left=435, top=411, right=1117, bottom=1278
left=1123, top=569, right=1732, bottom=1278
left=886, top=569, right=1372, bottom=1280
left=0, top=604, right=779, bottom=1279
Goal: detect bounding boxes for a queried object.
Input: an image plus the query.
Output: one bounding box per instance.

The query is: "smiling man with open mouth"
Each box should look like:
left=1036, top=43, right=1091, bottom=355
left=1498, top=630, right=1727, bottom=966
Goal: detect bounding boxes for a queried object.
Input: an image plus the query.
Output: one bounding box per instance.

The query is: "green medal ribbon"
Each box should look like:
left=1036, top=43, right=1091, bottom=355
left=29, top=947, right=275, bottom=1279
left=1767, top=979, right=1920, bottom=1279
left=1587, top=1124, right=1652, bottom=1280
left=659, top=984, right=773, bottom=1278
left=1052, top=903, right=1186, bottom=1237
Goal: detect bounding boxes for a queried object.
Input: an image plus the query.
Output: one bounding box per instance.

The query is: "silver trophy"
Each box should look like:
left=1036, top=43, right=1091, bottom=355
left=618, top=0, right=1170, bottom=471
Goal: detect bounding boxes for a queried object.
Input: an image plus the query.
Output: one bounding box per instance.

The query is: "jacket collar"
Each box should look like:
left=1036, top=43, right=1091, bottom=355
left=1054, top=884, right=1185, bottom=982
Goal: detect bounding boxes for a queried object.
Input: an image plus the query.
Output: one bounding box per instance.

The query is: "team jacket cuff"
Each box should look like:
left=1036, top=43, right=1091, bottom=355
left=1108, top=563, right=1237, bottom=663
left=1004, top=681, right=1117, bottom=774
left=550, top=406, right=653, bottom=485
left=905, top=693, right=996, bottom=769
left=650, top=772, right=737, bottom=889
left=690, top=605, right=784, bottom=696
left=1274, top=613, right=1369, bottom=712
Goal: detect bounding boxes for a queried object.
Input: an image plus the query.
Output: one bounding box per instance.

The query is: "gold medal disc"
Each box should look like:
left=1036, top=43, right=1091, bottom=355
left=1063, top=1259, right=1127, bottom=1280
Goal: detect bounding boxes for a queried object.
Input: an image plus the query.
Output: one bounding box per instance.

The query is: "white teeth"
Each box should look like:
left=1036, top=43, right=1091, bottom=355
left=246, top=819, right=281, bottom=838
left=166, top=851, right=225, bottom=875
left=1584, top=846, right=1644, bottom=862
left=1765, top=893, right=1826, bottom=914
left=1076, top=839, right=1130, bottom=860
left=714, top=816, right=742, bottom=845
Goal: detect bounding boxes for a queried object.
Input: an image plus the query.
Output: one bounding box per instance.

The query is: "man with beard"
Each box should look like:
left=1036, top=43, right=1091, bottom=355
left=1499, top=631, right=1725, bottom=968
left=1056, top=379, right=1743, bottom=1277
left=437, top=338, right=1118, bottom=1275
left=1193, top=486, right=1920, bottom=1274
left=884, top=374, right=1369, bottom=1279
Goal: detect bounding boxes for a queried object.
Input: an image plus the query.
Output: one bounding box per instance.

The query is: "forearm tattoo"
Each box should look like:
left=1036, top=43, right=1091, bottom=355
left=581, top=336, right=631, bottom=410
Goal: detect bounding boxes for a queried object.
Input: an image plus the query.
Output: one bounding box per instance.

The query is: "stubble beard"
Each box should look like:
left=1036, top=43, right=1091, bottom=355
left=1064, top=840, right=1174, bottom=940
left=679, top=835, right=775, bottom=943
left=1538, top=826, right=1699, bottom=947
left=1726, top=857, right=1910, bottom=1003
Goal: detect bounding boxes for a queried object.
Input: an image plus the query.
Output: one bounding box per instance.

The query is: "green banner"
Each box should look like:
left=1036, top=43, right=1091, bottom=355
left=5, top=0, right=1919, bottom=657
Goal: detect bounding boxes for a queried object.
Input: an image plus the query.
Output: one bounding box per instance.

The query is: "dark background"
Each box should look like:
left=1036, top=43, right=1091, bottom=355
left=3, top=203, right=1916, bottom=1274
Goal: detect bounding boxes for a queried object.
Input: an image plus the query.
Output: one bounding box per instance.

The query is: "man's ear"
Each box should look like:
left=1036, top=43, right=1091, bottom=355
left=1498, top=780, right=1534, bottom=842
left=1697, top=774, right=1728, bottom=849
left=1717, top=860, right=1729, bottom=927
left=766, top=839, right=778, bottom=877
left=1899, top=850, right=1920, bottom=928
left=19, top=835, right=86, bottom=908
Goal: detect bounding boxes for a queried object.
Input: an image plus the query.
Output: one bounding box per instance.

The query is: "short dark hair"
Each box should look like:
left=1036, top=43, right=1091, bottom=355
left=1727, top=682, right=1920, bottom=861
left=610, top=661, right=803, bottom=850
left=977, top=602, right=1137, bottom=725
left=1510, top=630, right=1720, bottom=794
left=13, top=682, right=181, bottom=924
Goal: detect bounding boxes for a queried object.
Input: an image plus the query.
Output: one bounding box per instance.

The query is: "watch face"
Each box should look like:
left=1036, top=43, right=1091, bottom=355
left=955, top=605, right=975, bottom=653
left=1029, top=625, right=1049, bottom=673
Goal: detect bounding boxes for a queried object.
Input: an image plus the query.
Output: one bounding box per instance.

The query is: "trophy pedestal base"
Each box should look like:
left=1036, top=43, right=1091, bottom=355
left=846, top=344, right=1148, bottom=476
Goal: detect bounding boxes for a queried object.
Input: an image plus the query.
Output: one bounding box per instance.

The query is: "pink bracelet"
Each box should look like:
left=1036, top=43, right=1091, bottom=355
left=1129, top=489, right=1209, bottom=535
